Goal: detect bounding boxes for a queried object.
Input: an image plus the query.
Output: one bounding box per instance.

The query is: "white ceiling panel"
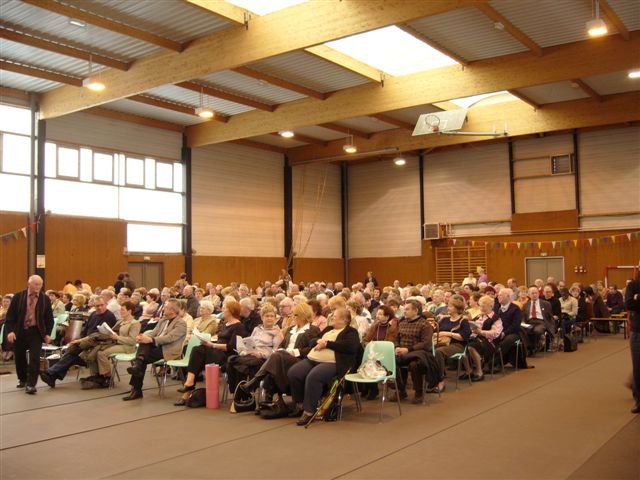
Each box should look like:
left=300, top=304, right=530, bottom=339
left=248, top=51, right=370, bottom=93
left=383, top=104, right=442, bottom=125
left=250, top=134, right=307, bottom=148
left=489, top=0, right=615, bottom=48
left=336, top=117, right=398, bottom=134
left=0, top=69, right=60, bottom=92
left=1, top=39, right=107, bottom=77
left=147, top=84, right=255, bottom=116
left=60, top=0, right=231, bottom=43
left=607, top=0, right=640, bottom=31
left=408, top=6, right=528, bottom=62
left=199, top=70, right=305, bottom=105
left=293, top=126, right=346, bottom=141
left=0, top=0, right=159, bottom=60
left=105, top=98, right=203, bottom=126
left=582, top=70, right=640, bottom=95
left=516, top=81, right=591, bottom=105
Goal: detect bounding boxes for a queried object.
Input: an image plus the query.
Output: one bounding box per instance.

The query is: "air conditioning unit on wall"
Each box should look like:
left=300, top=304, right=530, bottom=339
left=424, top=223, right=442, bottom=240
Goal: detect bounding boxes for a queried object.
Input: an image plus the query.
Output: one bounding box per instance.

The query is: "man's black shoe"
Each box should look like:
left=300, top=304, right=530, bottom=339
left=16, top=381, right=26, bottom=389
left=39, top=371, right=56, bottom=388
left=122, top=389, right=143, bottom=401
left=126, top=366, right=143, bottom=377
left=25, top=385, right=37, bottom=394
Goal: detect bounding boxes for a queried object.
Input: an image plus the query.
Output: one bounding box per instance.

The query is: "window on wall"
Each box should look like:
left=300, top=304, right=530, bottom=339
left=0, top=104, right=32, bottom=213
left=40, top=140, right=185, bottom=253
left=127, top=223, right=182, bottom=253
left=2, top=133, right=31, bottom=175
left=57, top=146, right=79, bottom=178
left=126, top=156, right=144, bottom=186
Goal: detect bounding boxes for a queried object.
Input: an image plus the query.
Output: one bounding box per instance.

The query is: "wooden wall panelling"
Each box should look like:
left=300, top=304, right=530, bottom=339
left=431, top=228, right=640, bottom=287
left=348, top=256, right=425, bottom=287
left=0, top=212, right=29, bottom=293
left=511, top=209, right=579, bottom=232
left=44, top=215, right=127, bottom=291
left=192, top=256, right=286, bottom=289
left=292, top=258, right=344, bottom=284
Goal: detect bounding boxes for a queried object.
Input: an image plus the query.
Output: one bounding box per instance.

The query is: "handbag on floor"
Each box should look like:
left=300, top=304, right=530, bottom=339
left=563, top=334, right=578, bottom=352
left=186, top=388, right=207, bottom=408
left=229, top=381, right=257, bottom=413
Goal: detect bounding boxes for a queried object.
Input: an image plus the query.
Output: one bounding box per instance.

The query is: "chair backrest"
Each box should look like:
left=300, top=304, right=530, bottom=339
left=182, top=334, right=201, bottom=362
left=362, top=341, right=397, bottom=378
left=50, top=314, right=68, bottom=340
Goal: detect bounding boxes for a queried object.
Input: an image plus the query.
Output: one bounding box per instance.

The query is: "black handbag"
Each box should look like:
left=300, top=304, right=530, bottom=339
left=563, top=334, right=578, bottom=352
left=186, top=388, right=207, bottom=408
left=230, top=381, right=256, bottom=413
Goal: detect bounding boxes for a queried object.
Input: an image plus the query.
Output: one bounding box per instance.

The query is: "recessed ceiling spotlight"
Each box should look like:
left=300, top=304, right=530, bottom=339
left=279, top=130, right=295, bottom=138
left=393, top=157, right=406, bottom=166
left=69, top=19, right=87, bottom=28
left=628, top=69, right=640, bottom=79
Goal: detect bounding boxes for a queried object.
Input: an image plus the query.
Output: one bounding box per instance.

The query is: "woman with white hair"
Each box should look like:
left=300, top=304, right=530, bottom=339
left=191, top=300, right=218, bottom=338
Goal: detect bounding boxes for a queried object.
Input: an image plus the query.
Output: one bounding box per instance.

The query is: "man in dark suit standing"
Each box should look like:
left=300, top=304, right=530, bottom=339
left=524, top=286, right=555, bottom=355
left=4, top=275, right=54, bottom=394
left=363, top=271, right=378, bottom=288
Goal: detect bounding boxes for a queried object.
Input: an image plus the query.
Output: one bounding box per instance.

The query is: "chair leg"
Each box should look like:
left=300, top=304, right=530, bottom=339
left=109, top=359, right=118, bottom=388
left=161, top=366, right=168, bottom=398
left=515, top=343, right=520, bottom=372
left=221, top=373, right=229, bottom=404
left=352, top=383, right=362, bottom=413
left=379, top=383, right=386, bottom=423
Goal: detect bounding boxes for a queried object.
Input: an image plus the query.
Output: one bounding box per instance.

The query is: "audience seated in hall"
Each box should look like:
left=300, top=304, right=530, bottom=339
left=4, top=269, right=633, bottom=423
left=174, top=299, right=247, bottom=399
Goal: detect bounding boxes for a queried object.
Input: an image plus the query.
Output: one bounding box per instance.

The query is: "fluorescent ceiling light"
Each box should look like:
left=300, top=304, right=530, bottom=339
left=279, top=130, right=294, bottom=138
left=325, top=26, right=458, bottom=76
left=69, top=19, right=86, bottom=28
left=225, top=0, right=306, bottom=16
left=448, top=91, right=512, bottom=109
left=628, top=69, right=640, bottom=79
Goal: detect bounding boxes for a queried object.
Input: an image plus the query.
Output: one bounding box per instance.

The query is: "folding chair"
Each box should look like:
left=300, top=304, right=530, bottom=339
left=109, top=351, right=137, bottom=388
left=449, top=345, right=472, bottom=390
left=345, top=341, right=401, bottom=423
